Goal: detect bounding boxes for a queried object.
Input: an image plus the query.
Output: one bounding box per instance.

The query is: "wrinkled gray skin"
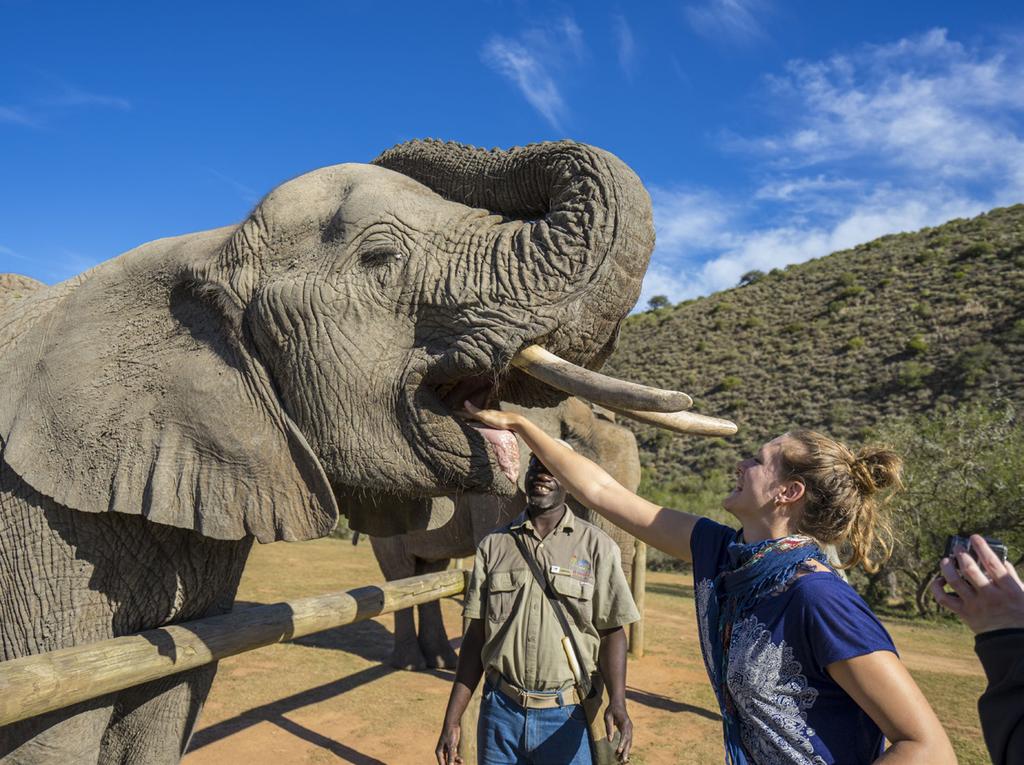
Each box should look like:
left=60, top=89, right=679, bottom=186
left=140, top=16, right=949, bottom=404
left=0, top=140, right=654, bottom=763
left=370, top=397, right=641, bottom=670
left=0, top=274, right=44, bottom=314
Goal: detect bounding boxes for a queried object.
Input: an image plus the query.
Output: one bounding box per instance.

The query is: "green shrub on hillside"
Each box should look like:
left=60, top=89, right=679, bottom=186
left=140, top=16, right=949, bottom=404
left=911, top=302, right=933, bottom=319
left=846, top=336, right=866, bottom=352
left=958, top=242, right=994, bottom=260
left=953, top=342, right=999, bottom=387
left=905, top=334, right=929, bottom=355
left=718, top=376, right=742, bottom=391
left=896, top=361, right=934, bottom=390
left=1009, top=319, right=1024, bottom=343
left=710, top=301, right=733, bottom=315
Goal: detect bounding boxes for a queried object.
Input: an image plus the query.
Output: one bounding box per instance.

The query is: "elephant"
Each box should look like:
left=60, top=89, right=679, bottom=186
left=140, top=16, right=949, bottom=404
left=0, top=139, right=667, bottom=764
left=0, top=273, right=43, bottom=312
left=369, top=397, right=641, bottom=671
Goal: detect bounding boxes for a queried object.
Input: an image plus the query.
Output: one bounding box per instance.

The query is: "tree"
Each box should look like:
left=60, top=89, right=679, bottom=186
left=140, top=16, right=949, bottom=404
left=738, top=270, right=765, bottom=286
left=647, top=294, right=670, bottom=311
left=869, top=400, right=1024, bottom=616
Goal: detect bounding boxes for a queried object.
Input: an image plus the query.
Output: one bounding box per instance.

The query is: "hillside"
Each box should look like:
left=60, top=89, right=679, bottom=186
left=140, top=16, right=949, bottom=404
left=605, top=204, right=1024, bottom=497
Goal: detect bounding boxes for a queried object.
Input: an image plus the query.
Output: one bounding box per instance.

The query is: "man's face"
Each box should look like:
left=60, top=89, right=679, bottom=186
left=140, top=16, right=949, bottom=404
left=524, top=454, right=568, bottom=512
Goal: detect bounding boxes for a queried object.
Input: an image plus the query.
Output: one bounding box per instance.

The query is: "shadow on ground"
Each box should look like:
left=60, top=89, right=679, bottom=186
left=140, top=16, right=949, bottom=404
left=626, top=687, right=720, bottom=721
left=189, top=614, right=455, bottom=763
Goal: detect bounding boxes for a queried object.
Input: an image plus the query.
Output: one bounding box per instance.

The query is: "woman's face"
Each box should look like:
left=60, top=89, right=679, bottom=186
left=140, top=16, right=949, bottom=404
left=722, top=435, right=791, bottom=520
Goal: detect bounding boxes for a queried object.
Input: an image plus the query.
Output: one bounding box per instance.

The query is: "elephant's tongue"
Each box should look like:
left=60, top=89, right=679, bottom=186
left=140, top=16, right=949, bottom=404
left=470, top=424, right=520, bottom=484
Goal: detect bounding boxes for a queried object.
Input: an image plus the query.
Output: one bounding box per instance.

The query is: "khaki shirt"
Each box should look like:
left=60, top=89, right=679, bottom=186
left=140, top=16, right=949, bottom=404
left=463, top=506, right=640, bottom=692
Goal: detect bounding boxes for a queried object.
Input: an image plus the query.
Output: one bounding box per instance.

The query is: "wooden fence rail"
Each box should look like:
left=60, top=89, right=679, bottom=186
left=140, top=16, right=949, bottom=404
left=0, top=568, right=468, bottom=727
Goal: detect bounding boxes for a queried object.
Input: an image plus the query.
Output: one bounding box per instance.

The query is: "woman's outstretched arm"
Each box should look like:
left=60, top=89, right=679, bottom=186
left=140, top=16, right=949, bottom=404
left=466, top=403, right=702, bottom=562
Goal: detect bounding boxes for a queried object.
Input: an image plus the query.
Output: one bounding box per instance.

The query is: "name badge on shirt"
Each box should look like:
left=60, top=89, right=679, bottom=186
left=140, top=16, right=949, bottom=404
left=552, top=559, right=592, bottom=581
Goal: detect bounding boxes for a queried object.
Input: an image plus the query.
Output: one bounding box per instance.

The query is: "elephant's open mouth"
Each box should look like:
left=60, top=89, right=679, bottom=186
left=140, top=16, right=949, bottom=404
left=438, top=375, right=520, bottom=485
left=408, top=343, right=739, bottom=496
left=406, top=368, right=519, bottom=493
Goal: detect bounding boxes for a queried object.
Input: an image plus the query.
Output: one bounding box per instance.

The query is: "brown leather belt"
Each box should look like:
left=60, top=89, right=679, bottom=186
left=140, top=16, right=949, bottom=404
left=486, top=669, right=582, bottom=710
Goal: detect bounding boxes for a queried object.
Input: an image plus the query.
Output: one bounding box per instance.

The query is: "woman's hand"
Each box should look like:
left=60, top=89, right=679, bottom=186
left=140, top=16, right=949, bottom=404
left=463, top=401, right=526, bottom=431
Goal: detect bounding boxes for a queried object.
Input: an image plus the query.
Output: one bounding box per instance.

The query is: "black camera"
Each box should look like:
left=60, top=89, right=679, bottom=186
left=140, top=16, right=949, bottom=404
left=944, top=534, right=1009, bottom=564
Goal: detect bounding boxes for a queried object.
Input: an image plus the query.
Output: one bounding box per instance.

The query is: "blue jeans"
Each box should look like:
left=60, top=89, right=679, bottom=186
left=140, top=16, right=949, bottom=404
left=477, top=679, right=591, bottom=765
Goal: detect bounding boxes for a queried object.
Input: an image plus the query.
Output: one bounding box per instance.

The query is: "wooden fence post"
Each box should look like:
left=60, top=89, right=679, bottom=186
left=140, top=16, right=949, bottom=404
left=628, top=540, right=646, bottom=658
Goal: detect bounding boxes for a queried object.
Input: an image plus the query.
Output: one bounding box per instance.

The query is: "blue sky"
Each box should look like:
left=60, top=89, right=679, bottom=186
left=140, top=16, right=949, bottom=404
left=2, top=1, right=1023, bottom=307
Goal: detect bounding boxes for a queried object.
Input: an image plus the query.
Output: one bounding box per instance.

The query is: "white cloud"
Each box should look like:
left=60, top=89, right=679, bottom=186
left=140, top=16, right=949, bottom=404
left=695, top=187, right=984, bottom=293
left=0, top=106, right=37, bottom=126
left=612, top=14, right=635, bottom=76
left=684, top=0, right=767, bottom=44
left=46, top=86, right=131, bottom=111
left=0, top=77, right=131, bottom=129
left=637, top=28, right=1024, bottom=309
left=640, top=183, right=990, bottom=307
left=650, top=187, right=734, bottom=252
left=556, top=17, right=586, bottom=63
left=752, top=28, right=1024, bottom=198
left=753, top=175, right=861, bottom=202
left=636, top=263, right=696, bottom=310
left=0, top=244, right=31, bottom=262
left=481, top=17, right=586, bottom=129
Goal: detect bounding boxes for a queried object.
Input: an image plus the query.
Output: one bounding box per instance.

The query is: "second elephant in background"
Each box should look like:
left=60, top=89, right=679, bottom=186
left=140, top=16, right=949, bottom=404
left=369, top=397, right=642, bottom=670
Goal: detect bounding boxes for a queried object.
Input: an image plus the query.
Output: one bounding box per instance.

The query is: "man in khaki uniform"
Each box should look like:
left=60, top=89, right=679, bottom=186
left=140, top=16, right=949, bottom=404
left=436, top=443, right=639, bottom=765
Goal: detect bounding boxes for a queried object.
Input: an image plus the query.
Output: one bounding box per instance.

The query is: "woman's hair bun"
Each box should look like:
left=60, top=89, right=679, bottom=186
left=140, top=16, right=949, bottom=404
left=852, top=447, right=903, bottom=495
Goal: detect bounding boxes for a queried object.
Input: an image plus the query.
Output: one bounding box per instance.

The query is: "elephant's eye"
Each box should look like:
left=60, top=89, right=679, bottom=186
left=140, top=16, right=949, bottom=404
left=359, top=247, right=404, bottom=268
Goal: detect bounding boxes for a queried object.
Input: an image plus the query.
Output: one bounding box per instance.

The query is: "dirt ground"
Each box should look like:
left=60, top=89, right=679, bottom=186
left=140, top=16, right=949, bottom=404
left=182, top=538, right=991, bottom=765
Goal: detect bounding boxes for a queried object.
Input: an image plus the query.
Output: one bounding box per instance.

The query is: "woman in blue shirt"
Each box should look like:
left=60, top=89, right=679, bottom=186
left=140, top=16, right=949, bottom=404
left=466, top=403, right=955, bottom=765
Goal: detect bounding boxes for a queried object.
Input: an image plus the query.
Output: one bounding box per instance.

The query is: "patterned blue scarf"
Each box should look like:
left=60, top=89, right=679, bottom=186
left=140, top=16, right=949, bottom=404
left=703, top=534, right=830, bottom=765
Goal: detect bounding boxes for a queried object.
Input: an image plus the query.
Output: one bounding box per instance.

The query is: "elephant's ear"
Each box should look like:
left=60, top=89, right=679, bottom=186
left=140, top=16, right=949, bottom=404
left=0, top=234, right=338, bottom=543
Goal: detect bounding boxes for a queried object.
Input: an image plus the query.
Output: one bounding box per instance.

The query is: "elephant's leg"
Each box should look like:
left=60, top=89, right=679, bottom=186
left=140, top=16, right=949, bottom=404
left=416, top=558, right=458, bottom=670
left=370, top=536, right=426, bottom=670
left=0, top=473, right=251, bottom=764
left=0, top=700, right=113, bottom=764
left=98, top=664, right=217, bottom=764
left=390, top=606, right=427, bottom=671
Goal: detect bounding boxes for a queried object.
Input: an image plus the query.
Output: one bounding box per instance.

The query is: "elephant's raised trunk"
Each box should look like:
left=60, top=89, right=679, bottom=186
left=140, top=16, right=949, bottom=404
left=372, top=139, right=654, bottom=318
left=370, top=140, right=739, bottom=438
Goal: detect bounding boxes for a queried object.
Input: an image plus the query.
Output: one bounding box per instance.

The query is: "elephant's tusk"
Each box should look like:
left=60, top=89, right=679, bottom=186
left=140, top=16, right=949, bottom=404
left=511, top=345, right=692, bottom=413
left=604, top=406, right=738, bottom=437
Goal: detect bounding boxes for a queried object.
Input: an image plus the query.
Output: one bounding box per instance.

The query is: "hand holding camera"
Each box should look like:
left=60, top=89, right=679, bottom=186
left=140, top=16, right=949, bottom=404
left=929, top=534, right=1024, bottom=635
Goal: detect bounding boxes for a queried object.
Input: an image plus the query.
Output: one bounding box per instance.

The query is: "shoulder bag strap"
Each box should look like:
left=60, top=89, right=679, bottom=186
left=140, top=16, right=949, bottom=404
left=511, top=528, right=594, bottom=695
